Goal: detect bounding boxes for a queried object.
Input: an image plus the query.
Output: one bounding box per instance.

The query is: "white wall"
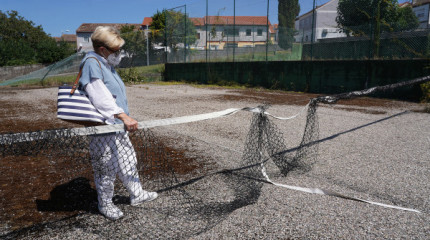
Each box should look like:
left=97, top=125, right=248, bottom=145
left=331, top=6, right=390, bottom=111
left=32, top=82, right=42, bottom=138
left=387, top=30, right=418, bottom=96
left=413, top=4, right=430, bottom=29
left=295, top=0, right=345, bottom=43
left=76, top=33, right=93, bottom=52
left=191, top=25, right=269, bottom=49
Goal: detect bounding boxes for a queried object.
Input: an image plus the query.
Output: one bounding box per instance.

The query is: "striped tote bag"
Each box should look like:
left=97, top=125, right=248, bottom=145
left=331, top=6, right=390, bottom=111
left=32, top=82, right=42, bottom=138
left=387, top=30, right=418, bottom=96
left=57, top=57, right=109, bottom=125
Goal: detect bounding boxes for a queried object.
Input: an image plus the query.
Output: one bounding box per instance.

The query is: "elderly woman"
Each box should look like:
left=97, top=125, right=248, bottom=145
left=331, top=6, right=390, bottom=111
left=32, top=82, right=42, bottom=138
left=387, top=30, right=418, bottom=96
left=78, top=26, right=157, bottom=220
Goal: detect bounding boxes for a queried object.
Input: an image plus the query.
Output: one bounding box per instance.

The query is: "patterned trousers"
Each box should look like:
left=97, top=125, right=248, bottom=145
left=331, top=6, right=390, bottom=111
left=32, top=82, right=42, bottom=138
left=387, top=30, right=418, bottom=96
left=89, top=132, right=144, bottom=206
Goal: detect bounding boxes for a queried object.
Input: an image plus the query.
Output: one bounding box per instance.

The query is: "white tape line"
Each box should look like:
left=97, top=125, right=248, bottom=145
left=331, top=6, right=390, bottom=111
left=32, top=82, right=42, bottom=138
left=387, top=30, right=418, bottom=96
left=87, top=104, right=310, bottom=135
left=260, top=163, right=421, bottom=213
left=264, top=103, right=310, bottom=120
left=1, top=105, right=310, bottom=143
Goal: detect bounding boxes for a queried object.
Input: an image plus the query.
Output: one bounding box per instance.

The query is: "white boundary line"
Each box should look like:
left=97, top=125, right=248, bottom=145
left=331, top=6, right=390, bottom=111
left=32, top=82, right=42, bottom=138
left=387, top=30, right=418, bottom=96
left=260, top=162, right=421, bottom=213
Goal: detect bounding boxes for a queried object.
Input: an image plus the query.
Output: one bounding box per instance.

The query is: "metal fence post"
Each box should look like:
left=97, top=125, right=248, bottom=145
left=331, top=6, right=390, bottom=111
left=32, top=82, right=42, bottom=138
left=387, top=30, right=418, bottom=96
left=311, top=0, right=316, bottom=61
left=233, top=0, right=236, bottom=63
left=184, top=4, right=187, bottom=63
left=206, top=0, right=208, bottom=63
left=164, top=8, right=167, bottom=63
left=266, top=0, right=269, bottom=62
left=146, top=25, right=150, bottom=66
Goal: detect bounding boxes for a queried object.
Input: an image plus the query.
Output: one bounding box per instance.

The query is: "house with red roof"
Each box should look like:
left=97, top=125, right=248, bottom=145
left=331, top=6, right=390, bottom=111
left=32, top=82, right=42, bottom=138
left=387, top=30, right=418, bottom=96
left=194, top=16, right=275, bottom=50
left=141, top=16, right=275, bottom=50
left=75, top=16, right=275, bottom=53
left=54, top=34, right=77, bottom=44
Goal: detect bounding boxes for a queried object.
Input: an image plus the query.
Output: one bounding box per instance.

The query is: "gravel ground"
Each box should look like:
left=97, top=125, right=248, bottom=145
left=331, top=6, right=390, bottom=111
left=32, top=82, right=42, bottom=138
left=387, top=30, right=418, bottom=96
left=1, top=84, right=429, bottom=239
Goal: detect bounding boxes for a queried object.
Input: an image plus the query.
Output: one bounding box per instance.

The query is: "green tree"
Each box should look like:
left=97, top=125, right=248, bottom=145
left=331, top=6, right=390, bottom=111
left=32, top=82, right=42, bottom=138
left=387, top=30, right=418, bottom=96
left=336, top=0, right=415, bottom=37
left=0, top=39, right=35, bottom=66
left=395, top=6, right=419, bottom=32
left=337, top=0, right=419, bottom=58
left=278, top=0, right=300, bottom=50
left=149, top=9, right=197, bottom=51
left=120, top=25, right=148, bottom=66
left=0, top=10, right=73, bottom=66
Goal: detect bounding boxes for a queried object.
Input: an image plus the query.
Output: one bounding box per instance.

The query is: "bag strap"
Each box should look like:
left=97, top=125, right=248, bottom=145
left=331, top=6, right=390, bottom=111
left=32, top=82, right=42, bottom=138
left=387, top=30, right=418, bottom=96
left=70, top=56, right=103, bottom=95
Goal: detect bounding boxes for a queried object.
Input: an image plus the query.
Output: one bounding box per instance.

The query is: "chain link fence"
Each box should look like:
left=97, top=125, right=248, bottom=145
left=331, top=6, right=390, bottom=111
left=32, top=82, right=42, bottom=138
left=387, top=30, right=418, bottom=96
left=162, top=0, right=429, bottom=63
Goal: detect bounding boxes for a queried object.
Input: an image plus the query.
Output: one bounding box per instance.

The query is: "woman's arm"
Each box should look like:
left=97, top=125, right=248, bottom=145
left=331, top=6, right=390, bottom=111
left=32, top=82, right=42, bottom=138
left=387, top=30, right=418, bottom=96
left=85, top=78, right=138, bottom=131
left=114, top=113, right=138, bottom=132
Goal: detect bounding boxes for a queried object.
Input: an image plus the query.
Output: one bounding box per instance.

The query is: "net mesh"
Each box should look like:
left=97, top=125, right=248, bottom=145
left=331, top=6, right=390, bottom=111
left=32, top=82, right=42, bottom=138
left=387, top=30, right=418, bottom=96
left=1, top=76, right=428, bottom=238
left=0, top=53, right=83, bottom=87
left=0, top=111, right=314, bottom=238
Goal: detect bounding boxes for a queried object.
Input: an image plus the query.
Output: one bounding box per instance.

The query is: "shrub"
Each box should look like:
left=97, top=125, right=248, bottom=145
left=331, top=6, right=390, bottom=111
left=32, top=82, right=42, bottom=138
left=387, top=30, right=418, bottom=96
left=118, top=67, right=145, bottom=83
left=421, top=82, right=430, bottom=103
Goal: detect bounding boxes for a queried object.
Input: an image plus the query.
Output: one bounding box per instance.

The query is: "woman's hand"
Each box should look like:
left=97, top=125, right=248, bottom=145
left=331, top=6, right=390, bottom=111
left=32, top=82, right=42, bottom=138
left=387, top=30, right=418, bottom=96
left=115, top=113, right=138, bottom=132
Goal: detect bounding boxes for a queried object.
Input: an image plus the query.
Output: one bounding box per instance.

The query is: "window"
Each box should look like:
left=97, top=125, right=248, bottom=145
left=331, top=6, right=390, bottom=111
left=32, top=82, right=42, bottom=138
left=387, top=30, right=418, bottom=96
left=322, top=29, right=328, bottom=38
left=257, top=29, right=263, bottom=36
left=225, top=43, right=238, bottom=48
left=224, top=28, right=239, bottom=37
left=246, top=29, right=252, bottom=36
left=84, top=36, right=90, bottom=42
left=196, top=33, right=200, bottom=39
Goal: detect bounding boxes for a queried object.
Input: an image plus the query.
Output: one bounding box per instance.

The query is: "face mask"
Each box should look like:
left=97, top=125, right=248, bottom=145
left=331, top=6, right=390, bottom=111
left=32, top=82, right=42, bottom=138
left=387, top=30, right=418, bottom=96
left=107, top=53, right=122, bottom=66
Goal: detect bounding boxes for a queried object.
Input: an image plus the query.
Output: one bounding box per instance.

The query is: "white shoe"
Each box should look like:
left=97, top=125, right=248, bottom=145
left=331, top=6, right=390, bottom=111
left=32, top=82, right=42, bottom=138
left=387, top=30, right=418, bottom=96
left=98, top=203, right=124, bottom=220
left=130, top=191, right=158, bottom=206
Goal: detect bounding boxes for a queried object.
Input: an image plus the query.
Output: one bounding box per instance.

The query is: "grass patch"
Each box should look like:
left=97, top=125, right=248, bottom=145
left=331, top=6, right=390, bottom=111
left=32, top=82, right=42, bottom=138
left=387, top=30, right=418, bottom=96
left=151, top=80, right=187, bottom=86
left=118, top=64, right=165, bottom=84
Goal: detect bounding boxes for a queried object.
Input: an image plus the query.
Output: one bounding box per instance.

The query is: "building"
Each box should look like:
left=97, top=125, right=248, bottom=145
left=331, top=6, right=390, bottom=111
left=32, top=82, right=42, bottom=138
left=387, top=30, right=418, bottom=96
left=141, top=16, right=275, bottom=50
left=142, top=17, right=153, bottom=30
left=412, top=0, right=430, bottom=28
left=413, top=0, right=430, bottom=4
left=192, top=16, right=275, bottom=50
left=295, top=0, right=345, bottom=43
left=76, top=23, right=142, bottom=52
left=54, top=34, right=77, bottom=44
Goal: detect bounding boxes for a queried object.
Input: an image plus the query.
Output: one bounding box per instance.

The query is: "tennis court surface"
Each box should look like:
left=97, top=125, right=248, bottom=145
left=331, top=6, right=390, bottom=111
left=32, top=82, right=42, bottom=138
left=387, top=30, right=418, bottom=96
left=1, top=84, right=429, bottom=239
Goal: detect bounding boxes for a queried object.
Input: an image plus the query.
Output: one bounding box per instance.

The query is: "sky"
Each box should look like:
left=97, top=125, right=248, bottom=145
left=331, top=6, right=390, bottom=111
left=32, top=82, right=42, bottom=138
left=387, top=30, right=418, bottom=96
left=1, top=0, right=410, bottom=37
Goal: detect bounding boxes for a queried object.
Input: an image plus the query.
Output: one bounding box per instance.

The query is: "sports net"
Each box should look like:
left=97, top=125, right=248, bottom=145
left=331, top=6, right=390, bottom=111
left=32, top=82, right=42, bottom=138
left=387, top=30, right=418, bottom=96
left=1, top=76, right=428, bottom=239
left=0, top=53, right=83, bottom=87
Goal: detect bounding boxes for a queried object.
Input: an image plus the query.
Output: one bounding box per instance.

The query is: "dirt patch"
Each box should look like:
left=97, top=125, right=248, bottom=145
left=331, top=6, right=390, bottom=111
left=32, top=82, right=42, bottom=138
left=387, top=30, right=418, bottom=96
left=0, top=95, right=215, bottom=232
left=331, top=107, right=387, bottom=115
left=1, top=134, right=212, bottom=232
left=209, top=88, right=424, bottom=111
left=211, top=89, right=317, bottom=105
left=0, top=99, right=76, bottom=134
left=0, top=154, right=94, bottom=231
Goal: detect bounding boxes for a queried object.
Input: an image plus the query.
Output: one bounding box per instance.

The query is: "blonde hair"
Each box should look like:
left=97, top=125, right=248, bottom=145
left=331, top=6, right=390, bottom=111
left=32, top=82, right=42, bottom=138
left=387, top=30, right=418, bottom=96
left=91, top=26, right=125, bottom=50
